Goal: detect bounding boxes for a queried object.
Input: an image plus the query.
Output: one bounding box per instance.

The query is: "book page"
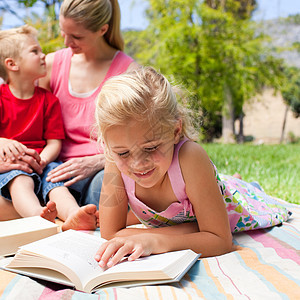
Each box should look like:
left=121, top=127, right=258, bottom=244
left=6, top=230, right=200, bottom=293
left=9, top=230, right=107, bottom=290
left=0, top=216, right=58, bottom=237
left=0, top=216, right=59, bottom=256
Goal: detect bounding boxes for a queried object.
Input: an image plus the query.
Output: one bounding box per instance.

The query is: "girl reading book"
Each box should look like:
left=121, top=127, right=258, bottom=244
left=94, top=67, right=291, bottom=268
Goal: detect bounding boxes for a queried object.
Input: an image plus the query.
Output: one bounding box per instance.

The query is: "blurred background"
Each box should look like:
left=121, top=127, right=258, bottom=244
left=1, top=0, right=299, bottom=144
left=1, top=0, right=299, bottom=202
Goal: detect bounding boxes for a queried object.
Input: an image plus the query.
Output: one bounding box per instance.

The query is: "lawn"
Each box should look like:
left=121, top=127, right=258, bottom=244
left=202, top=143, right=300, bottom=205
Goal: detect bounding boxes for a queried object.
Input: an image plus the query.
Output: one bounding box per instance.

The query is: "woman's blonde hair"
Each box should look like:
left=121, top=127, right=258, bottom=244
left=95, top=66, right=197, bottom=154
left=0, top=25, right=37, bottom=81
left=60, top=0, right=124, bottom=51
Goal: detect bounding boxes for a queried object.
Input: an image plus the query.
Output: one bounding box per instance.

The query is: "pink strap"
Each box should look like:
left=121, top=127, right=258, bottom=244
left=168, top=138, right=189, bottom=202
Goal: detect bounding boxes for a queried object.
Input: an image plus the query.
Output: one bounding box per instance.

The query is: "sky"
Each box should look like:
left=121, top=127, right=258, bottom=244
left=1, top=0, right=300, bottom=31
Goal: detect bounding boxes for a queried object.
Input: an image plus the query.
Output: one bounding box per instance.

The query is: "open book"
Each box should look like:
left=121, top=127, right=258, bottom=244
left=0, top=229, right=200, bottom=293
left=0, top=216, right=59, bottom=256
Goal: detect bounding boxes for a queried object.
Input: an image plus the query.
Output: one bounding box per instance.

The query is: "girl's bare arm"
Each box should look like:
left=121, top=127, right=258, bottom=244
left=95, top=142, right=232, bottom=267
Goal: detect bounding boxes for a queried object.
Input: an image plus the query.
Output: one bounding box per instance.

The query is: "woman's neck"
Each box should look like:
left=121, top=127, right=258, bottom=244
left=80, top=40, right=117, bottom=63
left=69, top=41, right=118, bottom=93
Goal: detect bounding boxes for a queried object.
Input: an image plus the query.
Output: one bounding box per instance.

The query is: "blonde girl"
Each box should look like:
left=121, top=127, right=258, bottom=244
left=94, top=67, right=291, bottom=268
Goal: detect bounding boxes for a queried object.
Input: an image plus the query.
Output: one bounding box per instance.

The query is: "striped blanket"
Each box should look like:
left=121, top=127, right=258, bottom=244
left=1, top=200, right=299, bottom=299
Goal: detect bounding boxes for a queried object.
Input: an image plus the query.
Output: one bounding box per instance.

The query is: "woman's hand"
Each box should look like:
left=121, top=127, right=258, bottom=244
left=0, top=139, right=42, bottom=174
left=95, top=234, right=156, bottom=268
left=46, top=154, right=105, bottom=186
left=0, top=150, right=43, bottom=175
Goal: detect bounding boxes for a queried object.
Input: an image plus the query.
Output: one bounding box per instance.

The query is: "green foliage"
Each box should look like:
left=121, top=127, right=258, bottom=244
left=284, top=13, right=300, bottom=25
left=23, top=2, right=63, bottom=54
left=0, top=0, right=63, bottom=53
left=281, top=66, right=300, bottom=118
left=127, top=0, right=284, bottom=141
left=18, top=0, right=62, bottom=14
left=293, top=42, right=300, bottom=52
left=203, top=143, right=300, bottom=204
left=26, top=17, right=63, bottom=54
left=205, top=0, right=257, bottom=20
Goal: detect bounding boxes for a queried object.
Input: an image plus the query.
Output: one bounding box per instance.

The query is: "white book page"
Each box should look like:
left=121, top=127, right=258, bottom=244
left=18, top=230, right=106, bottom=289
left=0, top=216, right=58, bottom=237
left=104, top=250, right=189, bottom=275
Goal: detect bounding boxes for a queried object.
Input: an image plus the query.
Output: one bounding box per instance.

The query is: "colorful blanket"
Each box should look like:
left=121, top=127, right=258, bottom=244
left=1, top=199, right=299, bottom=299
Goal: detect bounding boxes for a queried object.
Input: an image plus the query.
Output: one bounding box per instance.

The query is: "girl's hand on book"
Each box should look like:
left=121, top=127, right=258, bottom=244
left=95, top=234, right=154, bottom=268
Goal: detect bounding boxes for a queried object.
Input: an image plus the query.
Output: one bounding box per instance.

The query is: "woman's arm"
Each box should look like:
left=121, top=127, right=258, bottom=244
left=95, top=142, right=232, bottom=268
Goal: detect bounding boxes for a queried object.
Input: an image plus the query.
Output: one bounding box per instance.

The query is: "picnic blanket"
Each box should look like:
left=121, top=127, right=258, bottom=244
left=0, top=199, right=299, bottom=299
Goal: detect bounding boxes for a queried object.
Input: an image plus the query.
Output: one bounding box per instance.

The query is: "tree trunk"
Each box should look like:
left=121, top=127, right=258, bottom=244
left=280, top=105, right=289, bottom=144
left=222, top=86, right=235, bottom=143
left=237, top=113, right=244, bottom=144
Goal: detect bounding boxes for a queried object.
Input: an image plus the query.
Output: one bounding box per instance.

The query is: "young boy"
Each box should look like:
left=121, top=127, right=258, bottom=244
left=0, top=25, right=98, bottom=230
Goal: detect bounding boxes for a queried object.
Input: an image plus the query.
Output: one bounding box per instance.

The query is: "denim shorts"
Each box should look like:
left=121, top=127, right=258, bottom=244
left=69, top=169, right=104, bottom=209
left=0, top=161, right=65, bottom=205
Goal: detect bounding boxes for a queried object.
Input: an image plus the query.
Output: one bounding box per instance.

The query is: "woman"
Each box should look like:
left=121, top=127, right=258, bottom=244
left=39, top=0, right=138, bottom=208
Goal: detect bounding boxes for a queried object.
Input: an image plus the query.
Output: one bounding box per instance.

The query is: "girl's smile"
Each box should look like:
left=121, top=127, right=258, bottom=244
left=133, top=168, right=155, bottom=179
left=105, top=119, right=181, bottom=189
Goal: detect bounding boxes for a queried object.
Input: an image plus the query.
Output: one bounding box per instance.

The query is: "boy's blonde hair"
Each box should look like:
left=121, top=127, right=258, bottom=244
left=60, top=0, right=124, bottom=51
left=95, top=66, right=197, bottom=153
left=0, top=25, right=37, bottom=81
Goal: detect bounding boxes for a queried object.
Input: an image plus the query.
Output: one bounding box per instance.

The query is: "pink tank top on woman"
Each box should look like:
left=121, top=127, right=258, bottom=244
left=50, top=48, right=134, bottom=161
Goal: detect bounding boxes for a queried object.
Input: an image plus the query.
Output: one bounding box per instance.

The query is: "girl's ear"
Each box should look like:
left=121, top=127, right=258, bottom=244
left=5, top=58, right=19, bottom=71
left=98, top=24, right=109, bottom=37
left=174, top=119, right=182, bottom=144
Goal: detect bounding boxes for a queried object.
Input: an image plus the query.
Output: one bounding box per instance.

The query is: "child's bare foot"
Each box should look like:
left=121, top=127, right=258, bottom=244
left=40, top=201, right=57, bottom=223
left=61, top=204, right=98, bottom=231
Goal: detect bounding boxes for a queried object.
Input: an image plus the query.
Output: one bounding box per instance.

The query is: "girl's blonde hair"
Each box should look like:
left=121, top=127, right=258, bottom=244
left=0, top=25, right=37, bottom=81
left=95, top=66, right=197, bottom=152
left=60, top=0, right=124, bottom=51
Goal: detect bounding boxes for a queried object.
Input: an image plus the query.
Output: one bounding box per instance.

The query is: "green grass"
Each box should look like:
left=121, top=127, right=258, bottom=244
left=201, top=143, right=300, bottom=205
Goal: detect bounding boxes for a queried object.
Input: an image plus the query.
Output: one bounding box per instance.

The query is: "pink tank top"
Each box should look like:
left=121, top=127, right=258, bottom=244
left=50, top=48, right=134, bottom=161
left=122, top=138, right=196, bottom=228
left=123, top=139, right=291, bottom=232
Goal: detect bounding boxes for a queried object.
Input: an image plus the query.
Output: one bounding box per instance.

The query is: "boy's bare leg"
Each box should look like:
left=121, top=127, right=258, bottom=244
left=8, top=175, right=57, bottom=223
left=0, top=195, right=21, bottom=221
left=48, top=186, right=99, bottom=231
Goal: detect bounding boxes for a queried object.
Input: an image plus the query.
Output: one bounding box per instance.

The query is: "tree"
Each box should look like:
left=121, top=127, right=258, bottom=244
left=205, top=0, right=257, bottom=19
left=0, top=0, right=63, bottom=53
left=26, top=9, right=64, bottom=54
left=131, top=0, right=283, bottom=142
left=18, top=0, right=62, bottom=19
left=280, top=66, right=300, bottom=143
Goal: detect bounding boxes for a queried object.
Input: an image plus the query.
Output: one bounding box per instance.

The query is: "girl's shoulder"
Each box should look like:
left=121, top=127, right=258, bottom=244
left=178, top=140, right=214, bottom=181
left=178, top=140, right=209, bottom=162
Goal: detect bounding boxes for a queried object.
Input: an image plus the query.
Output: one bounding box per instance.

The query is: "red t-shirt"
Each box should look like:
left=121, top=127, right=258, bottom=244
left=0, top=84, right=65, bottom=154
